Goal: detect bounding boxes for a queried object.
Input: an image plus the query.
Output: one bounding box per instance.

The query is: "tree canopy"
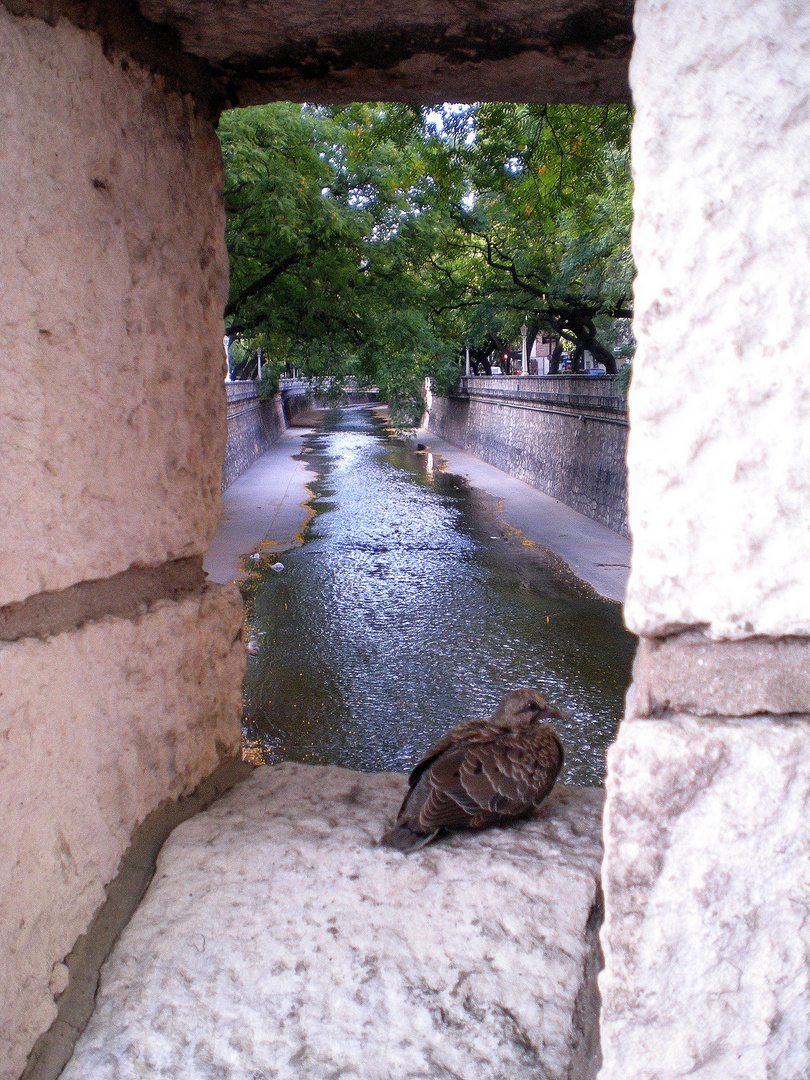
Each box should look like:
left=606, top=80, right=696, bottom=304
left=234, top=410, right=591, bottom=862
left=218, top=101, right=633, bottom=419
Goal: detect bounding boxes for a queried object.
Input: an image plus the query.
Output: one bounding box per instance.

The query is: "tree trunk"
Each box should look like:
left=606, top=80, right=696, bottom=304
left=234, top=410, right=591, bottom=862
left=587, top=336, right=618, bottom=375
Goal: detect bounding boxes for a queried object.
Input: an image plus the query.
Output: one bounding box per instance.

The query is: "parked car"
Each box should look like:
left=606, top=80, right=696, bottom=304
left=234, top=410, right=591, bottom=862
left=489, top=365, right=503, bottom=376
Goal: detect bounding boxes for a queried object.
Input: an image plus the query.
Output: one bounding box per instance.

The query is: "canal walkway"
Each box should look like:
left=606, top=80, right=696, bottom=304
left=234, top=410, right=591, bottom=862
left=204, top=410, right=630, bottom=605
left=203, top=426, right=317, bottom=585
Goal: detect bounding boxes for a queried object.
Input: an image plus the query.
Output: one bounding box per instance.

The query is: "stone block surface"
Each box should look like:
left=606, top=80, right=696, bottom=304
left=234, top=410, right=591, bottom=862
left=0, top=9, right=229, bottom=607
left=599, top=715, right=810, bottom=1080
left=0, top=585, right=245, bottom=1080
left=624, top=0, right=810, bottom=639
left=62, top=764, right=604, bottom=1080
left=631, top=632, right=810, bottom=718
left=137, top=0, right=633, bottom=105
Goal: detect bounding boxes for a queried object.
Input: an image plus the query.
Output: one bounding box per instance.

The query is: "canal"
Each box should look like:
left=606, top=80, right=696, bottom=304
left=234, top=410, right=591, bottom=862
left=240, top=407, right=635, bottom=786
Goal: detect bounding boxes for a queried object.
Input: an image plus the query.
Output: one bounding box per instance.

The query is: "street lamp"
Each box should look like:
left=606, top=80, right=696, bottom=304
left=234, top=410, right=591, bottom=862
left=520, top=322, right=528, bottom=376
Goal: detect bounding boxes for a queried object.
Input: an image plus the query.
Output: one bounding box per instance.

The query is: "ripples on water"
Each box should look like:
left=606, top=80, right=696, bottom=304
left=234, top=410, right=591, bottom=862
left=241, top=407, right=635, bottom=785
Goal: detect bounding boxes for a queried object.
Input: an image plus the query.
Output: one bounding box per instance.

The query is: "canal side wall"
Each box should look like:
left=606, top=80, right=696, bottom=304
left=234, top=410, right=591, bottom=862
left=424, top=375, right=628, bottom=537
left=223, top=379, right=378, bottom=490
left=223, top=382, right=287, bottom=490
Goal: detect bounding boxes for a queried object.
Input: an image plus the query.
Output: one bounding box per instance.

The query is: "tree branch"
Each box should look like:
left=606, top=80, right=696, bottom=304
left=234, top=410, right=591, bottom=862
left=224, top=251, right=303, bottom=320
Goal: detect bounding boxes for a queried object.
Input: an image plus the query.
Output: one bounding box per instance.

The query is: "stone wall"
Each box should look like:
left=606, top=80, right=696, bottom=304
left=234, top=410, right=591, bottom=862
left=3, top=1, right=809, bottom=1078
left=0, top=11, right=245, bottom=1079
left=0, top=589, right=244, bottom=1079
left=0, top=11, right=229, bottom=608
left=598, top=2, right=810, bottom=1077
left=425, top=375, right=628, bottom=537
left=222, top=382, right=287, bottom=490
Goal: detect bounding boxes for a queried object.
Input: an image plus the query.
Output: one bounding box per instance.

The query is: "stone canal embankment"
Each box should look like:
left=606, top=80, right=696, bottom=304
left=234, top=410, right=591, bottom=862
left=224, top=379, right=379, bottom=490
left=223, top=379, right=317, bottom=490
left=424, top=375, right=628, bottom=537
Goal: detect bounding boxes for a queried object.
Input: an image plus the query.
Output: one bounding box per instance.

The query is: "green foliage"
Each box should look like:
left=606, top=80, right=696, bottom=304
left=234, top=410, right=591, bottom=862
left=218, top=101, right=633, bottom=419
left=442, top=103, right=633, bottom=373
left=613, top=362, right=632, bottom=398
left=256, top=364, right=281, bottom=401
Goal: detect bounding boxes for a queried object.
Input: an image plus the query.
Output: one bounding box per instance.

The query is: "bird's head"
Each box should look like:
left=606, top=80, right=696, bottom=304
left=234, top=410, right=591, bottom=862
left=491, top=687, right=549, bottom=723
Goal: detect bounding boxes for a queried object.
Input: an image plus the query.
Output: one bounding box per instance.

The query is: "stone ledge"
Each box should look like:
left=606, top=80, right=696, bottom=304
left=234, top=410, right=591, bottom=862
left=61, top=764, right=605, bottom=1080
left=4, top=0, right=635, bottom=110
left=630, top=632, right=810, bottom=717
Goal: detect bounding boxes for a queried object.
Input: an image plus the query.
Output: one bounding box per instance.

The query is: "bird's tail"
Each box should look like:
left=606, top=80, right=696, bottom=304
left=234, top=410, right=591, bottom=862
left=379, top=825, right=440, bottom=853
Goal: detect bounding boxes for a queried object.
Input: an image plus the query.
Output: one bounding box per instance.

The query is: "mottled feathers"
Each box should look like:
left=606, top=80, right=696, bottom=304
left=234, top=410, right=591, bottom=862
left=381, top=688, right=565, bottom=853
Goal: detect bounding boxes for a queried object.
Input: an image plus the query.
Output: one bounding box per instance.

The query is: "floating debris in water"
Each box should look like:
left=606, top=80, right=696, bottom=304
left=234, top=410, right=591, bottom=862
left=250, top=553, right=261, bottom=562
left=271, top=562, right=285, bottom=573
left=245, top=638, right=260, bottom=655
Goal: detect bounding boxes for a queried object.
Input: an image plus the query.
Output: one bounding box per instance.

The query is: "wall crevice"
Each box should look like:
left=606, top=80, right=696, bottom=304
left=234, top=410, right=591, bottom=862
left=630, top=632, right=810, bottom=719
left=0, top=556, right=206, bottom=643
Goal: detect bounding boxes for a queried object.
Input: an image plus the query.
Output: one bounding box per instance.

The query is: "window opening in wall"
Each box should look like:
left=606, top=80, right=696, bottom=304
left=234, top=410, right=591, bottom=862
left=217, top=100, right=636, bottom=784
left=51, top=97, right=637, bottom=1080
left=220, top=102, right=634, bottom=393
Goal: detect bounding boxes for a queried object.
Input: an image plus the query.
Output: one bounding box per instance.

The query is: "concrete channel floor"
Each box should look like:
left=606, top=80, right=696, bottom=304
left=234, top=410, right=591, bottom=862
left=204, top=415, right=630, bottom=605
left=414, top=428, right=630, bottom=604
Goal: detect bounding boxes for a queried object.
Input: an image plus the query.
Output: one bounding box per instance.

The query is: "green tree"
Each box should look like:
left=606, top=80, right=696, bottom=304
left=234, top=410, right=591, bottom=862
left=434, top=103, right=633, bottom=373
left=217, top=101, right=633, bottom=416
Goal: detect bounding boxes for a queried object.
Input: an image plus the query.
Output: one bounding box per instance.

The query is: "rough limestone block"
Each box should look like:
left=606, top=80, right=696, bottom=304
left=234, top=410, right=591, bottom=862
left=0, top=585, right=245, bottom=1080
left=137, top=0, right=632, bottom=105
left=624, top=0, right=810, bottom=639
left=0, top=9, right=229, bottom=607
left=599, top=716, right=810, bottom=1080
left=631, top=632, right=810, bottom=717
left=62, top=764, right=604, bottom=1080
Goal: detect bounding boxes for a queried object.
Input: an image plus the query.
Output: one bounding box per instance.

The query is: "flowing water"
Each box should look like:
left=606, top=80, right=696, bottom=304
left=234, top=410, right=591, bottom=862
left=241, top=407, right=635, bottom=785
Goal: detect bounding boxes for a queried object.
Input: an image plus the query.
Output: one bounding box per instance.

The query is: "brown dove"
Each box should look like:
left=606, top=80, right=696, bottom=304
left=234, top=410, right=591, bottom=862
left=380, top=688, right=565, bottom=852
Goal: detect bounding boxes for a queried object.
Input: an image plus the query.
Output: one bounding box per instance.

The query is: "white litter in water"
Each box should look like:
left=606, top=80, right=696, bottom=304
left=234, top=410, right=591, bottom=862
left=271, top=561, right=285, bottom=572
left=62, top=763, right=604, bottom=1080
left=250, top=552, right=260, bottom=561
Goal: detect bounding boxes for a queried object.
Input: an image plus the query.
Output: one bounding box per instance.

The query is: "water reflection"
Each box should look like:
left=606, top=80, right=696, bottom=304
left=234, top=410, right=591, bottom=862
left=241, top=408, right=635, bottom=785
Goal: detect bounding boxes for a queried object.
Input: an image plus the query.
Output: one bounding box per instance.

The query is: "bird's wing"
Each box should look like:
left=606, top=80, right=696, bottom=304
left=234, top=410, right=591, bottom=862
left=457, top=737, right=537, bottom=816
left=406, top=717, right=495, bottom=786
left=401, top=745, right=486, bottom=831
left=402, top=719, right=565, bottom=833
left=458, top=725, right=564, bottom=819
left=402, top=736, right=537, bottom=833
left=407, top=730, right=458, bottom=787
